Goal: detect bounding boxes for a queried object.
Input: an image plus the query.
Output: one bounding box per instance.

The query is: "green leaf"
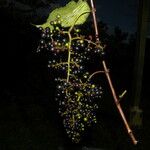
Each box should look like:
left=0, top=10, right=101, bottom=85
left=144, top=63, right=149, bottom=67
left=33, top=0, right=91, bottom=30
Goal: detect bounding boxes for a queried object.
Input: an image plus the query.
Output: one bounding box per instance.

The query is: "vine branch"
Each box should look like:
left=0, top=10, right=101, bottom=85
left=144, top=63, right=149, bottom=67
left=90, top=0, right=138, bottom=145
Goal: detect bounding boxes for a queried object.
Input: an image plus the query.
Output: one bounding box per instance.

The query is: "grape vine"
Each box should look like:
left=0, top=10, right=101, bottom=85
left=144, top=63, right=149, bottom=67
left=34, top=0, right=138, bottom=145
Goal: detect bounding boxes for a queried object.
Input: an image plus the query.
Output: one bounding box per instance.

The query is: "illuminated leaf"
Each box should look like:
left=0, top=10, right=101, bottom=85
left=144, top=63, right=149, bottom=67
left=34, top=0, right=91, bottom=30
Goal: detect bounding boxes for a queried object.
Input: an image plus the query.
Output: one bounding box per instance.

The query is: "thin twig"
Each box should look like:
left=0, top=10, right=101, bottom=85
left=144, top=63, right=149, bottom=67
left=102, top=61, right=138, bottom=145
left=88, top=70, right=106, bottom=81
left=89, top=0, right=137, bottom=145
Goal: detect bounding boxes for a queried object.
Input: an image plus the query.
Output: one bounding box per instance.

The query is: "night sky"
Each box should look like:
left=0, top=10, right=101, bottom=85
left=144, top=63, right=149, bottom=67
left=95, top=0, right=138, bottom=33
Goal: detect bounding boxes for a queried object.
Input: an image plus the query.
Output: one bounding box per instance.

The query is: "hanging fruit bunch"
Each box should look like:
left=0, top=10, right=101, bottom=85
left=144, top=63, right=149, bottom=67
left=34, top=0, right=105, bottom=143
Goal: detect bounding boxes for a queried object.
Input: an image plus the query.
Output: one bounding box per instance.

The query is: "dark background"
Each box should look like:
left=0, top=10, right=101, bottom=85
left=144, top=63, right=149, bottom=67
left=0, top=0, right=149, bottom=150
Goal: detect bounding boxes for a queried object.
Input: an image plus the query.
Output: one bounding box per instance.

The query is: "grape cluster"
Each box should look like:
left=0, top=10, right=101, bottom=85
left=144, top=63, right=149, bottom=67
left=55, top=78, right=102, bottom=143
left=36, top=16, right=105, bottom=143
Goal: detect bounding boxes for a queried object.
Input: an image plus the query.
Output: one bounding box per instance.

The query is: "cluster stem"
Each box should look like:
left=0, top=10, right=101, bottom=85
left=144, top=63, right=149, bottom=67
left=67, top=32, right=72, bottom=82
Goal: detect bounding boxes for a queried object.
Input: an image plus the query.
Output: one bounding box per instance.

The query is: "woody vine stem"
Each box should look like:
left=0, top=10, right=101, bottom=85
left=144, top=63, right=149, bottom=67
left=90, top=0, right=138, bottom=145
